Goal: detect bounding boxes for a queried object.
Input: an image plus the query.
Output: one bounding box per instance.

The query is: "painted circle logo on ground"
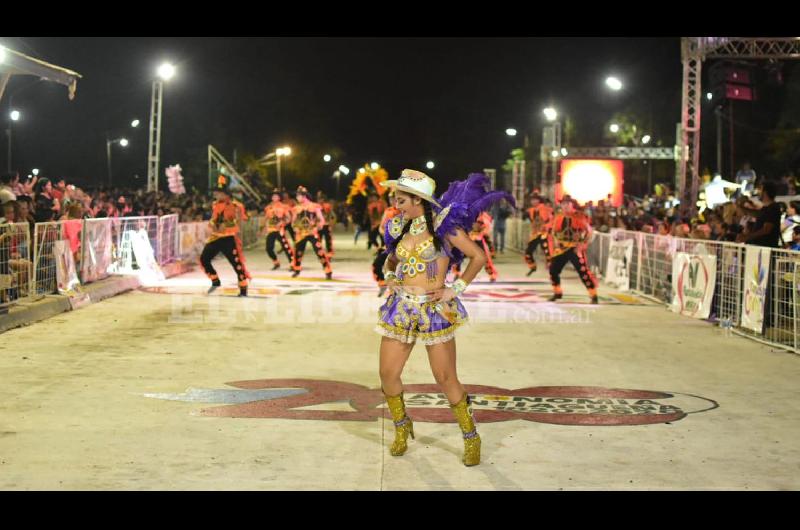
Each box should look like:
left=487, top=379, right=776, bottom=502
left=145, top=379, right=717, bottom=426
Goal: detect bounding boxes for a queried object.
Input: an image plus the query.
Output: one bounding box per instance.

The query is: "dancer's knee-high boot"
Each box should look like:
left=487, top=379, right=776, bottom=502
left=450, top=393, right=481, bottom=466
left=384, top=391, right=415, bottom=456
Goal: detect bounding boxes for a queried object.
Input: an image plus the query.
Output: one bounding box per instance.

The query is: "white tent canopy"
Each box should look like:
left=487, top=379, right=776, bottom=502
left=0, top=44, right=82, bottom=103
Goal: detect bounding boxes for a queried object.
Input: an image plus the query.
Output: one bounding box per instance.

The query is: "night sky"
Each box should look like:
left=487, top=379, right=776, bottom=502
left=2, top=37, right=683, bottom=195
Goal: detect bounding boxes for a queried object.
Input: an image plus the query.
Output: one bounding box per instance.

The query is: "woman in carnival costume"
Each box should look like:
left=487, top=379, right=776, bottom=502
left=376, top=169, right=513, bottom=466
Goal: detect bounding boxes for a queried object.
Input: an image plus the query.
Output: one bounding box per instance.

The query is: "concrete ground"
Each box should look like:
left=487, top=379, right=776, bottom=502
left=1, top=227, right=798, bottom=490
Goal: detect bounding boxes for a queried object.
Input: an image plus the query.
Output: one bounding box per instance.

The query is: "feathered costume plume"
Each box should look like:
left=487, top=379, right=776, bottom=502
left=384, top=172, right=515, bottom=267
left=345, top=165, right=389, bottom=205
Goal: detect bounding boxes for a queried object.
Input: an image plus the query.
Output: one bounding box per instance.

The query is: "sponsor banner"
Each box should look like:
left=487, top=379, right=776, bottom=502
left=179, top=222, right=210, bottom=260
left=81, top=220, right=113, bottom=283
left=605, top=238, right=633, bottom=291
left=671, top=252, right=717, bottom=319
left=741, top=246, right=770, bottom=333
left=795, top=263, right=800, bottom=348
left=130, top=230, right=165, bottom=285
left=54, top=240, right=90, bottom=308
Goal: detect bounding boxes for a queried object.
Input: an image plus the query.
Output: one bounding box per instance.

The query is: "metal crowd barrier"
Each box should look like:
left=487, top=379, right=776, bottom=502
left=761, top=249, right=800, bottom=352
left=587, top=231, right=611, bottom=279
left=81, top=218, right=113, bottom=284
left=178, top=222, right=211, bottom=262
left=240, top=215, right=261, bottom=248
left=24, top=216, right=178, bottom=301
left=586, top=229, right=800, bottom=354
left=32, top=221, right=64, bottom=298
left=158, top=214, right=179, bottom=266
left=506, top=218, right=530, bottom=255
left=2, top=214, right=257, bottom=311
left=108, top=216, right=160, bottom=274
left=0, top=222, right=32, bottom=306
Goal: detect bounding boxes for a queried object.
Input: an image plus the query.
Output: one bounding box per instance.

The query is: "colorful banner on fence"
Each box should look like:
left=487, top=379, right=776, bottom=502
left=54, top=240, right=90, bottom=308
left=605, top=238, right=633, bottom=291
left=794, top=263, right=800, bottom=349
left=670, top=252, right=717, bottom=319
left=131, top=230, right=165, bottom=285
left=81, top=220, right=113, bottom=283
left=741, top=246, right=771, bottom=334
left=179, top=223, right=210, bottom=260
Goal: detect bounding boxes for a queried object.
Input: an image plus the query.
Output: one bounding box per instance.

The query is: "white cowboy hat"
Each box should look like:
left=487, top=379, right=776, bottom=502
left=380, top=169, right=441, bottom=207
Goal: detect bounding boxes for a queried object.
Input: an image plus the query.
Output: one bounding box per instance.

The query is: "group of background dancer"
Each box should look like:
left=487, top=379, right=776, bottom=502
left=199, top=176, right=335, bottom=296
left=199, top=168, right=598, bottom=305
left=524, top=192, right=598, bottom=303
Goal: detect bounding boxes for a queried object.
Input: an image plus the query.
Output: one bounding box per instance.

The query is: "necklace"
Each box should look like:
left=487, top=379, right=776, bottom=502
left=410, top=215, right=427, bottom=235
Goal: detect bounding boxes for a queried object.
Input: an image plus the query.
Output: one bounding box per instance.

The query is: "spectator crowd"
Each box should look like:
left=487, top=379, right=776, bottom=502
left=576, top=176, right=800, bottom=252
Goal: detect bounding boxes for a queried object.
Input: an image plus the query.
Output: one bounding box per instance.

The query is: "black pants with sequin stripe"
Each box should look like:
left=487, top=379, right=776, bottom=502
left=525, top=235, right=550, bottom=270
left=292, top=234, right=332, bottom=273
left=266, top=230, right=294, bottom=264
left=318, top=225, right=333, bottom=255
left=548, top=247, right=597, bottom=291
left=200, top=235, right=249, bottom=287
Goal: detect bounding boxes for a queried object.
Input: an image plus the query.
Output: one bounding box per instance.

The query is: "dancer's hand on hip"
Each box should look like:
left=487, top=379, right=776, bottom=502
left=430, top=287, right=456, bottom=303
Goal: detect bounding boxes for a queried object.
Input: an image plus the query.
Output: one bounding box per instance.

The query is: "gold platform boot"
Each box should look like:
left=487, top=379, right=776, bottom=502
left=450, top=393, right=481, bottom=466
left=384, top=391, right=415, bottom=456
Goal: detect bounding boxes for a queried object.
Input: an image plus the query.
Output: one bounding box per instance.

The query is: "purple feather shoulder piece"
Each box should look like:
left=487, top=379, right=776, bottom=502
left=433, top=173, right=516, bottom=265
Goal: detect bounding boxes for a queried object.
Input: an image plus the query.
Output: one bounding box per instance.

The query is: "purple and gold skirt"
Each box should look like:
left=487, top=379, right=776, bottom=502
left=375, top=289, right=468, bottom=345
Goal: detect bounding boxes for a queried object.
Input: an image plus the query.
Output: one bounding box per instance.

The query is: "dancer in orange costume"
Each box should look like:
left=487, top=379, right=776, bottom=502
left=263, top=188, right=295, bottom=270
left=290, top=186, right=333, bottom=280
left=524, top=194, right=553, bottom=276
left=200, top=175, right=251, bottom=296
left=546, top=195, right=598, bottom=304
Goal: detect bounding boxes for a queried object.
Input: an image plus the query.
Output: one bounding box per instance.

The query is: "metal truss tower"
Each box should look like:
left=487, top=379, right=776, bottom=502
left=678, top=37, right=800, bottom=213
left=146, top=80, right=164, bottom=192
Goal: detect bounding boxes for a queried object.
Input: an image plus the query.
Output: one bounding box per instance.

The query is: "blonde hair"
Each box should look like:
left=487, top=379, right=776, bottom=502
left=68, top=203, right=83, bottom=219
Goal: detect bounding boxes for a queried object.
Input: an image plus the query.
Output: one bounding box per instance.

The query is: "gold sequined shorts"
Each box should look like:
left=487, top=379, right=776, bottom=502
left=375, top=290, right=468, bottom=345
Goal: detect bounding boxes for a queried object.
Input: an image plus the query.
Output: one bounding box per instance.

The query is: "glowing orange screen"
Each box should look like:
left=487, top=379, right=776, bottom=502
left=558, top=159, right=623, bottom=207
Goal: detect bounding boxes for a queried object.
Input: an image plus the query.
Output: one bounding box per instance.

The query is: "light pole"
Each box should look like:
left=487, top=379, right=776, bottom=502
left=541, top=107, right=561, bottom=201
left=147, top=62, right=175, bottom=192
left=107, top=119, right=139, bottom=188
left=106, top=136, right=129, bottom=188
left=6, top=108, right=20, bottom=172
left=605, top=76, right=623, bottom=91
left=276, top=146, right=291, bottom=189
left=4, top=78, right=49, bottom=172
left=261, top=146, right=292, bottom=189
left=323, top=153, right=333, bottom=196
left=335, top=165, right=350, bottom=200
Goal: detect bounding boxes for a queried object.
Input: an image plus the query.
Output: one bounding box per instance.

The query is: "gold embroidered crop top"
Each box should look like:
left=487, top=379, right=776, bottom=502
left=395, top=237, right=447, bottom=281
